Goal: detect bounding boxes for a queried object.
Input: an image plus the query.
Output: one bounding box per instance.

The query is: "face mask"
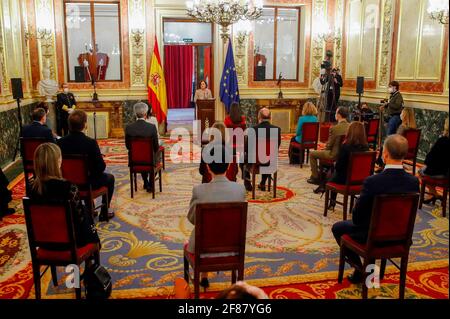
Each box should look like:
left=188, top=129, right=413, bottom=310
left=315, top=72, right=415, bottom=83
left=63, top=88, right=69, bottom=93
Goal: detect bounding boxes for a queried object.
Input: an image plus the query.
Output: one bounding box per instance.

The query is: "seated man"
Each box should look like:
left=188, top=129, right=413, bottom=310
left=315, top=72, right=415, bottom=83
left=21, top=107, right=55, bottom=141
left=57, top=110, right=115, bottom=221
left=186, top=144, right=246, bottom=289
left=0, top=167, right=15, bottom=219
left=245, top=107, right=281, bottom=191
left=125, top=102, right=159, bottom=192
left=331, top=134, right=419, bottom=283
left=308, top=107, right=350, bottom=185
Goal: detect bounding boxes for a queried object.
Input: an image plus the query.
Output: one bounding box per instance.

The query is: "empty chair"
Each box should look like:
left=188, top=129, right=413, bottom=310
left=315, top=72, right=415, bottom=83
left=366, top=118, right=380, bottom=150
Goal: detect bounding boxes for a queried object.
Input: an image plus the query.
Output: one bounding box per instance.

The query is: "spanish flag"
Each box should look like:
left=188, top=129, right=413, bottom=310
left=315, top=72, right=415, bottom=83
left=148, top=37, right=168, bottom=124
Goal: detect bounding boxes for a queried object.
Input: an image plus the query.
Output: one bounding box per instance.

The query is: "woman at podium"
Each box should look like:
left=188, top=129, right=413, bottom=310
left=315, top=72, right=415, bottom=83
left=194, top=80, right=212, bottom=102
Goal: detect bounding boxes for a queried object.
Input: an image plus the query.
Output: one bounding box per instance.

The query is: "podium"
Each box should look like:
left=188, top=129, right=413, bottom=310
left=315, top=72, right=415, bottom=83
left=196, top=99, right=215, bottom=134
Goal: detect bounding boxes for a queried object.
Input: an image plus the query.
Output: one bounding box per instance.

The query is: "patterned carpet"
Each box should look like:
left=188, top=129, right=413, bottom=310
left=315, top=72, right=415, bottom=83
left=0, top=135, right=448, bottom=299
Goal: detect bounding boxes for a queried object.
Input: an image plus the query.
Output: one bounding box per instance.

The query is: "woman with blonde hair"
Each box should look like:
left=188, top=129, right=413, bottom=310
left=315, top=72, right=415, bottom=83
left=30, top=143, right=100, bottom=247
left=419, top=117, right=450, bottom=204
left=397, top=107, right=416, bottom=135
left=294, top=101, right=319, bottom=143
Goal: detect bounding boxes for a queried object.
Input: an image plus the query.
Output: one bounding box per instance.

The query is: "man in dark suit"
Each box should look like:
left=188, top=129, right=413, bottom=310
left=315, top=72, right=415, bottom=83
left=57, top=110, right=115, bottom=221
left=125, top=102, right=159, bottom=192
left=332, top=134, right=419, bottom=283
left=21, top=107, right=55, bottom=141
left=55, top=83, right=77, bottom=137
left=245, top=107, right=281, bottom=191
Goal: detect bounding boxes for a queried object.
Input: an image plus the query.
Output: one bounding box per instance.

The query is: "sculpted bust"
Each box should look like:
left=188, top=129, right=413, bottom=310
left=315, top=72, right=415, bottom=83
left=37, top=68, right=59, bottom=102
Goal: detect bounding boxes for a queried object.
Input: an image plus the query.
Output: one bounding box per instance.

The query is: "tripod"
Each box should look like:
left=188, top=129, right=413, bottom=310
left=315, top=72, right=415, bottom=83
left=12, top=98, right=23, bottom=162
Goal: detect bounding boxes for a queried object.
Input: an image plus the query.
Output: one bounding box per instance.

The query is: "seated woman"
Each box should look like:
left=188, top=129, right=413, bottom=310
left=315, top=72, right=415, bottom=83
left=314, top=122, right=369, bottom=206
left=419, top=118, right=449, bottom=204
left=397, top=107, right=416, bottom=135
left=30, top=143, right=100, bottom=247
left=0, top=167, right=15, bottom=220
left=224, top=102, right=246, bottom=130
left=293, top=101, right=318, bottom=143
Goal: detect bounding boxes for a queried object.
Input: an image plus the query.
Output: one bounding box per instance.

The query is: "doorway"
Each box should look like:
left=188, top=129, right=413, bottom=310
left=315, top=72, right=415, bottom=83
left=163, top=19, right=214, bottom=130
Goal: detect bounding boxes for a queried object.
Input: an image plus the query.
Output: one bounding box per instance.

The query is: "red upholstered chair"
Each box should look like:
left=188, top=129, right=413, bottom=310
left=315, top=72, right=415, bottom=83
left=324, top=151, right=377, bottom=220
left=419, top=175, right=448, bottom=217
left=248, top=138, right=279, bottom=199
left=128, top=137, right=163, bottom=199
left=20, top=137, right=48, bottom=195
left=319, top=122, right=332, bottom=143
left=183, top=202, right=248, bottom=299
left=288, top=122, right=320, bottom=168
left=23, top=197, right=100, bottom=299
left=365, top=118, right=380, bottom=150
left=61, top=155, right=109, bottom=221
left=338, top=193, right=419, bottom=299
left=402, top=128, right=421, bottom=175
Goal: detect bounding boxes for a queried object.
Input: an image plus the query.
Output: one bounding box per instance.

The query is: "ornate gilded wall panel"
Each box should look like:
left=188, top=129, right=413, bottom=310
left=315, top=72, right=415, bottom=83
left=233, top=32, right=248, bottom=86
left=333, top=0, right=344, bottom=70
left=34, top=0, right=58, bottom=81
left=310, top=0, right=327, bottom=85
left=129, top=0, right=147, bottom=87
left=0, top=12, right=9, bottom=95
left=377, top=0, right=394, bottom=88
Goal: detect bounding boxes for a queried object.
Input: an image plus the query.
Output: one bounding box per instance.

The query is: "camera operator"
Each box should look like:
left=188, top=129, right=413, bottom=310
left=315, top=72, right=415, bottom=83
left=320, top=61, right=343, bottom=122
left=380, top=81, right=403, bottom=135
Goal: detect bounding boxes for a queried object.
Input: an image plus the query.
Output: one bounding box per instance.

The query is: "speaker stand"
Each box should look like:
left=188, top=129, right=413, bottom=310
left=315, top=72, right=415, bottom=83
left=93, top=112, right=97, bottom=140
left=12, top=98, right=23, bottom=162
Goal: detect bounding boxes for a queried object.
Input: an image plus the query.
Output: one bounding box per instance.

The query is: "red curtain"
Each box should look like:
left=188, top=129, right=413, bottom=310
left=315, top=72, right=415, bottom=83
left=164, top=45, right=194, bottom=109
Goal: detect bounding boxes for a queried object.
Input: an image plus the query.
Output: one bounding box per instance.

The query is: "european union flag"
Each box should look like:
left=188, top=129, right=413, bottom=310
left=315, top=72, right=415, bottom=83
left=220, top=41, right=240, bottom=113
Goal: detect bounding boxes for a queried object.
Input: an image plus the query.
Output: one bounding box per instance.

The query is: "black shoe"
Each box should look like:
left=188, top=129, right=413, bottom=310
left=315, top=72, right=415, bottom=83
left=146, top=185, right=154, bottom=193
left=99, top=211, right=115, bottom=222
left=313, top=186, right=325, bottom=194
left=200, top=278, right=209, bottom=289
left=244, top=180, right=253, bottom=192
left=307, top=178, right=320, bottom=185
left=143, top=181, right=149, bottom=190
left=347, top=270, right=363, bottom=284
left=2, top=208, right=15, bottom=216
left=258, top=183, right=266, bottom=191
left=423, top=196, right=437, bottom=205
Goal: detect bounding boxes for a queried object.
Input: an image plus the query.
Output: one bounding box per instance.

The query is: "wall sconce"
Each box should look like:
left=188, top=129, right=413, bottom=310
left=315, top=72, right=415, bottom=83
left=35, top=4, right=54, bottom=40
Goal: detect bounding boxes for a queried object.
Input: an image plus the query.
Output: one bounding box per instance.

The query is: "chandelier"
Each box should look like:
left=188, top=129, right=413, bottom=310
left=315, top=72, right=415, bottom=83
left=427, top=0, right=449, bottom=24
left=186, top=0, right=263, bottom=41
